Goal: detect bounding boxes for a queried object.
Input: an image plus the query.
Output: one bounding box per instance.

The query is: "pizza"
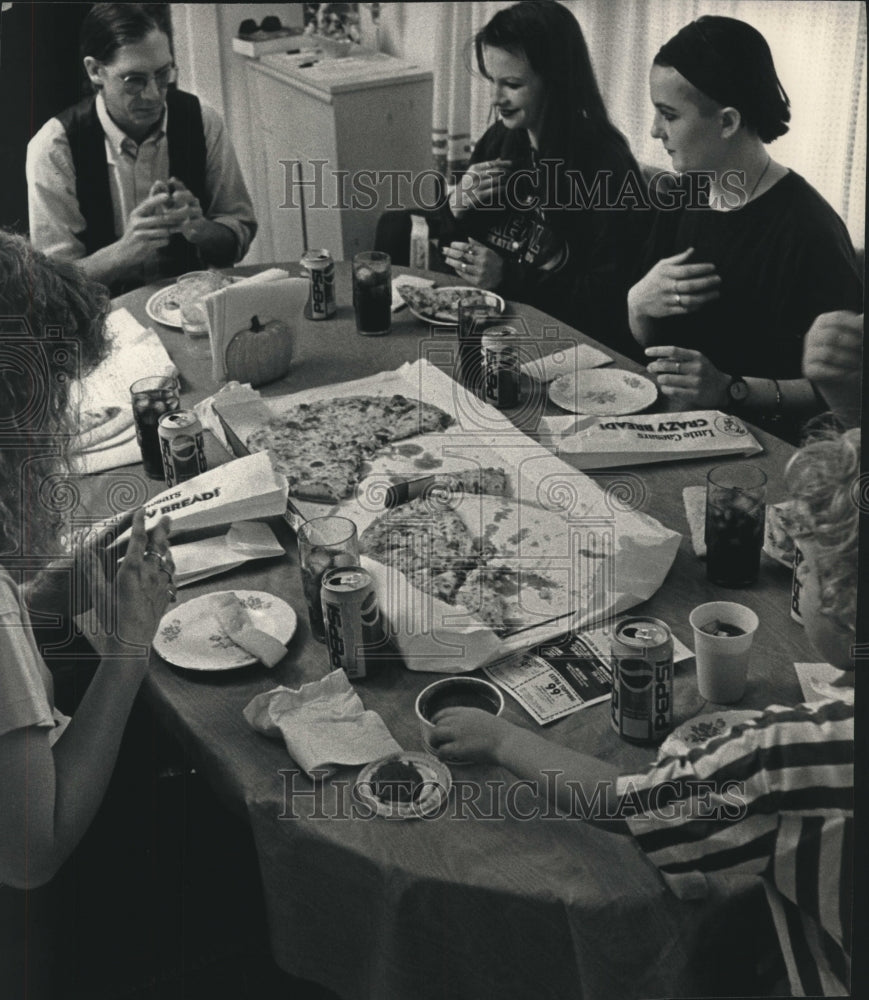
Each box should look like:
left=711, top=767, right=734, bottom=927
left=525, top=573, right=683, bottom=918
left=397, top=285, right=498, bottom=322
left=245, top=394, right=454, bottom=502
left=359, top=498, right=477, bottom=603
left=359, top=494, right=564, bottom=635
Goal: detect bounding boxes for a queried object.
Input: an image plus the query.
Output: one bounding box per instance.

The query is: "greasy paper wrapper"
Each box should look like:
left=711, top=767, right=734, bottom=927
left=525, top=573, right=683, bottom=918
left=219, top=361, right=682, bottom=673
left=244, top=670, right=402, bottom=777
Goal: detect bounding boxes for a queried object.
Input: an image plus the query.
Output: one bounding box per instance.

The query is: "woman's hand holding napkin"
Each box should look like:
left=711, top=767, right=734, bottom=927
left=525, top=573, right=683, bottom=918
left=243, top=670, right=402, bottom=778
left=204, top=277, right=309, bottom=383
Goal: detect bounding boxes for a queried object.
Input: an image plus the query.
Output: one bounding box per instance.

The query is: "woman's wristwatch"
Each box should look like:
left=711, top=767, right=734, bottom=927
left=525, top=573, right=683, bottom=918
left=725, top=375, right=749, bottom=411
left=725, top=375, right=783, bottom=421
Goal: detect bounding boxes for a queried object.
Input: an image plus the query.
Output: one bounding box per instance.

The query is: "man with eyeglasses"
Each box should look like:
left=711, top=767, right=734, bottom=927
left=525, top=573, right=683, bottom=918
left=26, top=3, right=257, bottom=293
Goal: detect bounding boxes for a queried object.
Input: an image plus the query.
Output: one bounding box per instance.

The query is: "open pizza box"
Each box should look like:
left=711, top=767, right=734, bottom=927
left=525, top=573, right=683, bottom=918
left=213, top=361, right=682, bottom=672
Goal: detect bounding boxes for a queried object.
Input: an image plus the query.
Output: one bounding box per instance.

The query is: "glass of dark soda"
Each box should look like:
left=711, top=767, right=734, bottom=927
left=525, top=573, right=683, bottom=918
left=352, top=251, right=391, bottom=336
left=130, top=375, right=180, bottom=479
left=297, top=516, right=359, bottom=642
left=705, top=464, right=767, bottom=587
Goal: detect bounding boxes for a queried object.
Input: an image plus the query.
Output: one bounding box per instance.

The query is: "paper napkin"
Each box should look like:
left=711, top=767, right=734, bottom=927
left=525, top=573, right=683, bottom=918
left=74, top=307, right=177, bottom=411
left=204, top=277, right=309, bottom=383
left=392, top=274, right=435, bottom=312
left=171, top=521, right=285, bottom=587
left=794, top=662, right=855, bottom=704
left=683, top=486, right=707, bottom=557
left=243, top=669, right=402, bottom=777
left=70, top=307, right=178, bottom=474
left=520, top=343, right=612, bottom=382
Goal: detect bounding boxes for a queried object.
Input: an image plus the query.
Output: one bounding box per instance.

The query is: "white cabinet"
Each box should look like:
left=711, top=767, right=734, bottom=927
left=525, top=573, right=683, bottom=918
left=241, top=52, right=433, bottom=261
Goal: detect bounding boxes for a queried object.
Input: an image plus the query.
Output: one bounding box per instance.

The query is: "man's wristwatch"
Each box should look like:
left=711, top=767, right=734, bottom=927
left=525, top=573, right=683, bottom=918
left=726, top=375, right=749, bottom=411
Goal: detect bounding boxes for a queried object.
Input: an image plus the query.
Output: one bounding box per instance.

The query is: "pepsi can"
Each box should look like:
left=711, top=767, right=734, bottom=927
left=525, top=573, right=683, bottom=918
left=158, top=410, right=206, bottom=487
left=300, top=249, right=336, bottom=320
left=481, top=327, right=520, bottom=408
left=610, top=617, right=674, bottom=744
left=321, top=565, right=384, bottom=679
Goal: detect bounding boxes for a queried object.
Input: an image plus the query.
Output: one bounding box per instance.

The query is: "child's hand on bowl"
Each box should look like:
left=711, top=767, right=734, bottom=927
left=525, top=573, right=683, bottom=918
left=428, top=707, right=515, bottom=765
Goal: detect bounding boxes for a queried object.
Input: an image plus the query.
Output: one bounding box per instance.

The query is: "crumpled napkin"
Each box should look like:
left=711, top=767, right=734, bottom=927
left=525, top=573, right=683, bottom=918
left=243, top=669, right=402, bottom=778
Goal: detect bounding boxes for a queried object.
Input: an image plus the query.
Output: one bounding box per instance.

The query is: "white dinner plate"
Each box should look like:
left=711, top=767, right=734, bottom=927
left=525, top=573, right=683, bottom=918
left=145, top=275, right=238, bottom=329
left=356, top=752, right=452, bottom=819
left=659, top=709, right=763, bottom=759
left=548, top=369, right=658, bottom=415
left=399, top=285, right=505, bottom=327
left=154, top=590, right=297, bottom=670
left=145, top=284, right=185, bottom=329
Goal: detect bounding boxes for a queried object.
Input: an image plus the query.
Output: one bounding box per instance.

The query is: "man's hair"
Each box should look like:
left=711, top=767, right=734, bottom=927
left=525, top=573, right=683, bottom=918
left=80, top=3, right=173, bottom=66
left=785, top=426, right=861, bottom=628
left=0, top=231, right=110, bottom=558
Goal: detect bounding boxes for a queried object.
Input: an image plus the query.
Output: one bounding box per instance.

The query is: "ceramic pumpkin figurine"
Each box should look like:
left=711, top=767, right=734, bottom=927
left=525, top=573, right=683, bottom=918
left=224, top=314, right=293, bottom=387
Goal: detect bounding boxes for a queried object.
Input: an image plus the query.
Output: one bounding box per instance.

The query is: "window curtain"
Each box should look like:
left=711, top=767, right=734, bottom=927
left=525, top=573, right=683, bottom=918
left=442, top=0, right=865, bottom=244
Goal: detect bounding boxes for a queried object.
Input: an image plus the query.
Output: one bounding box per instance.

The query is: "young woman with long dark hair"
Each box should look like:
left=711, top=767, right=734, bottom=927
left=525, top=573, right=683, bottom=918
left=441, top=0, right=650, bottom=354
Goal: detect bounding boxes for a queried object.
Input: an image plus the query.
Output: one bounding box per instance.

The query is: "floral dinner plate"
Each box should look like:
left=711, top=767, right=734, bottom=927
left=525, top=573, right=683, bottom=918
left=154, top=590, right=297, bottom=670
left=548, top=369, right=658, bottom=416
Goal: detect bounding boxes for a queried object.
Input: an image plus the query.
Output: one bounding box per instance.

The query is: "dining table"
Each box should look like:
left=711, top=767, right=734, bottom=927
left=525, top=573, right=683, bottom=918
left=74, top=260, right=818, bottom=1000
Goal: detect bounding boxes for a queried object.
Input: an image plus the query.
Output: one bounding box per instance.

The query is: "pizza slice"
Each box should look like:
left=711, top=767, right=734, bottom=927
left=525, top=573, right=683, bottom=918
left=359, top=496, right=479, bottom=603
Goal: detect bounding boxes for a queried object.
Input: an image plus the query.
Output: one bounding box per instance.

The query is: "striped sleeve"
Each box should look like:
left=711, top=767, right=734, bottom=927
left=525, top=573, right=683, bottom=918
left=618, top=699, right=853, bottom=995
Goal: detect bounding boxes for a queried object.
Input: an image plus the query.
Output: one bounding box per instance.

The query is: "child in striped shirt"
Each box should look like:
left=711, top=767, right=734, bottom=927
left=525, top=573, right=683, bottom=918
left=431, top=427, right=859, bottom=996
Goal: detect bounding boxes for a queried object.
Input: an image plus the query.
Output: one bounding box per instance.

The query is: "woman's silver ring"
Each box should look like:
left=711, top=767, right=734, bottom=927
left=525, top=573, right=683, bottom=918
left=145, top=548, right=173, bottom=580
left=675, top=293, right=682, bottom=307
left=675, top=361, right=681, bottom=374
left=167, top=583, right=177, bottom=603
left=462, top=262, right=468, bottom=272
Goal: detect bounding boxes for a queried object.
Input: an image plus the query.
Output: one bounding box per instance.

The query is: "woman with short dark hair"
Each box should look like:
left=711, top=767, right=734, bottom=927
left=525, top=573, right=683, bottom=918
left=628, top=16, right=862, bottom=443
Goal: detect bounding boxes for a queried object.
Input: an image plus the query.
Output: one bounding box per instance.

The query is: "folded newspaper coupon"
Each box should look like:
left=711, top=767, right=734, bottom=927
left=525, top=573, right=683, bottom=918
left=546, top=410, right=763, bottom=469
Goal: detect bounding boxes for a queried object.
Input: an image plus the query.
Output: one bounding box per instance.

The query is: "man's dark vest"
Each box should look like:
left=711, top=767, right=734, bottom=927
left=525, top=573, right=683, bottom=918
left=56, top=87, right=207, bottom=279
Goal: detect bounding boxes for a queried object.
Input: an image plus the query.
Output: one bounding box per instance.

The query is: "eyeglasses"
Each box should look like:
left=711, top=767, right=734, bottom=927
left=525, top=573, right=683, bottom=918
left=111, top=64, right=176, bottom=96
